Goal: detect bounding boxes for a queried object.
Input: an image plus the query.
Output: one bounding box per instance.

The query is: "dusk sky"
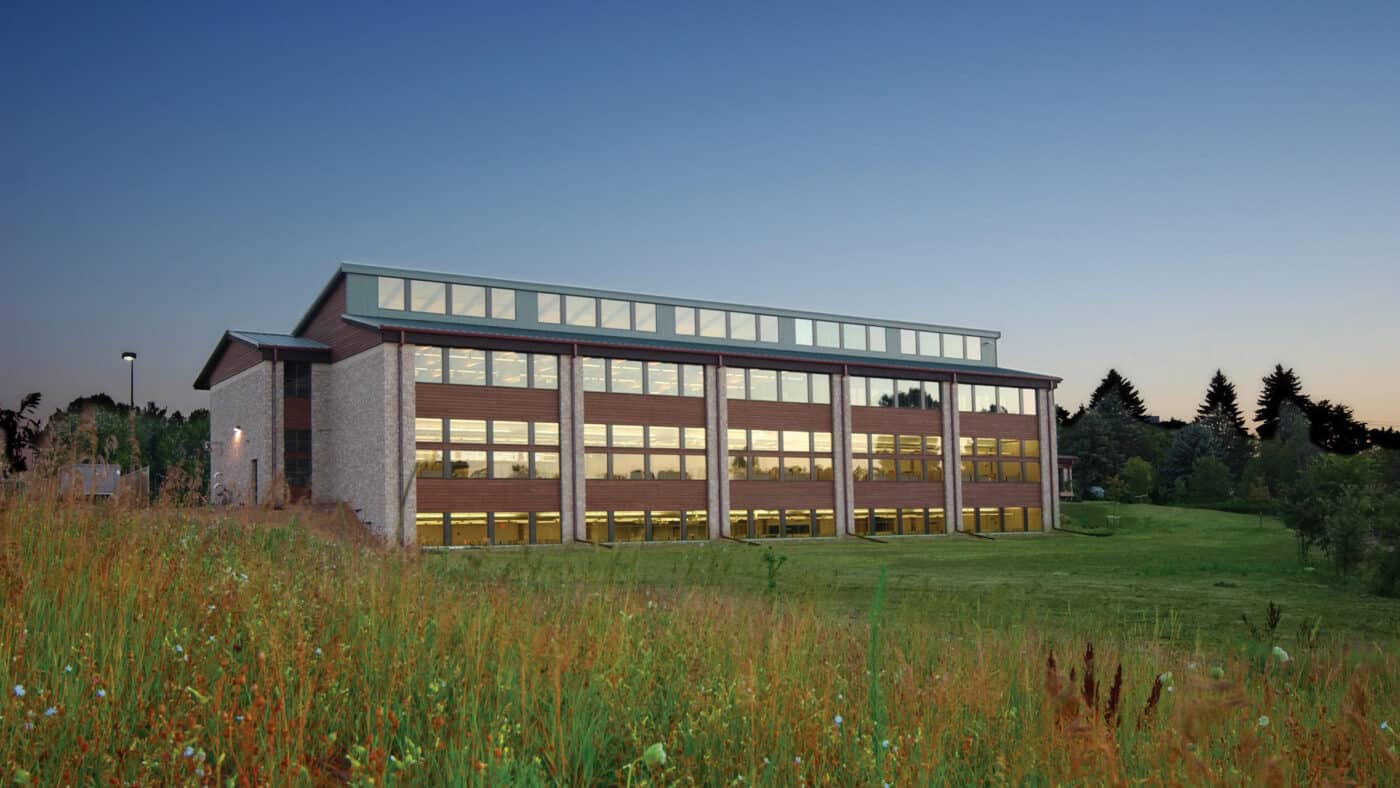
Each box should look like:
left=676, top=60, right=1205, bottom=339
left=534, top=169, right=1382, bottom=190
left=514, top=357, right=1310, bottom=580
left=3, top=3, right=1398, bottom=427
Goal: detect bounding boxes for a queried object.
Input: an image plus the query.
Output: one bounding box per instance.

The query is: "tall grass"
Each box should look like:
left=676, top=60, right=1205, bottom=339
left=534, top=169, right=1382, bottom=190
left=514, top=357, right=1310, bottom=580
left=2, top=498, right=1396, bottom=784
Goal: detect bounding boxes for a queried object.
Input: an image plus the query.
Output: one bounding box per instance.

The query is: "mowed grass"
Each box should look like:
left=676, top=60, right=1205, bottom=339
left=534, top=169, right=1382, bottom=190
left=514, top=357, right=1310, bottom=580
left=2, top=498, right=1397, bottom=784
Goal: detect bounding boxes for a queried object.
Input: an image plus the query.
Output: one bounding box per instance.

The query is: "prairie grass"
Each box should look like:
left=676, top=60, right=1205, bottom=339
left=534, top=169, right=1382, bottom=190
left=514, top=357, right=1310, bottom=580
left=2, top=498, right=1396, bottom=784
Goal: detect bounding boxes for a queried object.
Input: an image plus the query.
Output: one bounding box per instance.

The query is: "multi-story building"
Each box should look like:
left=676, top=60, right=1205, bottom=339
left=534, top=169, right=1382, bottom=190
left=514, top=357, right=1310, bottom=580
left=195, top=263, right=1062, bottom=545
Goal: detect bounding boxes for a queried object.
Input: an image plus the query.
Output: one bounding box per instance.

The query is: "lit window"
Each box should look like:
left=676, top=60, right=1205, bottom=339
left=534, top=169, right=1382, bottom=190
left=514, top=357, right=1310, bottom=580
left=813, top=431, right=832, bottom=453
left=650, top=454, right=682, bottom=480
left=730, top=312, right=756, bottom=341
left=535, top=512, right=562, bottom=543
left=533, top=452, right=561, bottom=480
left=815, top=321, right=839, bottom=348
left=685, top=456, right=707, bottom=481
left=600, top=299, right=630, bottom=330
left=900, top=329, right=916, bottom=355
left=414, top=449, right=444, bottom=478
left=1025, top=462, right=1041, bottom=482
left=780, top=371, right=808, bottom=403
left=872, top=434, right=895, bottom=454
left=729, top=456, right=750, bottom=480
left=581, top=357, right=607, bottom=392
left=976, top=437, right=998, bottom=456
left=415, top=417, right=443, bottom=443
left=698, top=308, right=725, bottom=338
left=748, top=369, right=778, bottom=401
left=491, top=289, right=515, bottom=320
left=943, top=333, right=965, bottom=360
left=378, top=277, right=405, bottom=310
left=759, top=315, right=779, bottom=342
left=493, top=421, right=529, bottom=445
left=1024, top=439, right=1041, bottom=457
left=750, top=429, right=779, bottom=452
left=532, top=354, right=558, bottom=389
left=565, top=295, right=596, bottom=327
left=850, top=433, right=869, bottom=453
left=533, top=422, right=559, bottom=446
left=449, top=419, right=486, bottom=443
left=646, top=362, right=678, bottom=396
left=651, top=510, right=682, bottom=539
left=494, top=512, right=530, bottom=544
left=491, top=351, right=528, bottom=388
left=675, top=306, right=695, bottom=335
left=448, top=348, right=485, bottom=386
left=926, top=436, right=943, bottom=454
left=610, top=359, right=643, bottom=393
left=538, top=293, right=561, bottom=323
left=869, top=328, right=886, bottom=352
left=782, top=457, right=811, bottom=480
left=612, top=454, right=646, bottom=480
left=452, top=284, right=487, bottom=318
left=584, top=453, right=609, bottom=479
left=648, top=426, right=680, bottom=449
left=635, top=303, right=656, bottom=332
left=842, top=323, right=866, bottom=351
left=898, top=435, right=922, bottom=454
left=727, top=428, right=748, bottom=451
left=725, top=368, right=746, bottom=400
left=416, top=512, right=444, bottom=545
left=684, top=427, right=706, bottom=449
left=492, top=451, right=530, bottom=479
left=612, top=425, right=644, bottom=449
left=795, top=319, right=813, bottom=346
left=449, top=450, right=487, bottom=479
left=410, top=280, right=446, bottom=314
left=750, top=455, right=780, bottom=480
left=682, top=364, right=704, bottom=397
left=782, top=430, right=810, bottom=452
left=583, top=424, right=607, bottom=447
left=414, top=346, right=443, bottom=383
left=813, top=456, right=833, bottom=480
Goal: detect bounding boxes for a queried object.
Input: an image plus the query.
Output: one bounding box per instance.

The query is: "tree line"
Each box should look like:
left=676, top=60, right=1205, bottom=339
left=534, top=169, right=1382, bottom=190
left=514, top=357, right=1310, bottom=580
left=1059, top=365, right=1400, bottom=594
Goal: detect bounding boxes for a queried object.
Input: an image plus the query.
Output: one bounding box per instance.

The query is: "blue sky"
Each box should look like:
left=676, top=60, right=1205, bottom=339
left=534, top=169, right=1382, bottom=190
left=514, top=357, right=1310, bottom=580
left=3, top=2, right=1398, bottom=426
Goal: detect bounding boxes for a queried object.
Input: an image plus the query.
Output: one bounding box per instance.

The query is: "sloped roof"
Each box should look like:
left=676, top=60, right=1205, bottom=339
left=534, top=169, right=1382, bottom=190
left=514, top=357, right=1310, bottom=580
left=193, top=331, right=331, bottom=390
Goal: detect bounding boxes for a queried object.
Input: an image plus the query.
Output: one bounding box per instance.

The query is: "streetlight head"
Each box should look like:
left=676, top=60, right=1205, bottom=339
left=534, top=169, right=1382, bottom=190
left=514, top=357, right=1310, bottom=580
left=121, top=351, right=137, bottom=362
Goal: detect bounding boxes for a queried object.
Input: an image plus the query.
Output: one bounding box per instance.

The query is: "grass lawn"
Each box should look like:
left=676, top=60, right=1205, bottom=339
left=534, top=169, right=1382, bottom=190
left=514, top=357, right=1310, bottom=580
left=429, top=503, right=1400, bottom=647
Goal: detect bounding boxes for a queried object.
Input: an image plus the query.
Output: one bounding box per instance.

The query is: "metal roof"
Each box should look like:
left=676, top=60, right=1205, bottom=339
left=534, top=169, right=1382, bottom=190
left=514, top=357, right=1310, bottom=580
left=227, top=331, right=330, bottom=351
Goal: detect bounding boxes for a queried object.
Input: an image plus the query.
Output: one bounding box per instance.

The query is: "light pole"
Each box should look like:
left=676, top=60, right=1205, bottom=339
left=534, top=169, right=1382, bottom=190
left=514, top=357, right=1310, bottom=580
left=121, top=351, right=137, bottom=411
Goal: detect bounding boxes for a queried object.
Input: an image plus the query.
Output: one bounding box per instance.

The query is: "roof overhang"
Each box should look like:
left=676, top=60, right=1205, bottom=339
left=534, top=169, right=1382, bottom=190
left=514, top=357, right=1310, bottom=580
left=193, top=331, right=331, bottom=390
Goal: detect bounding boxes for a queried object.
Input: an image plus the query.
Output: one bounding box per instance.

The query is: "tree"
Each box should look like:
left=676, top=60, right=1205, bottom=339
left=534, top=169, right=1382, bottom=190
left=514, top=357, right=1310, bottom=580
left=1121, top=457, right=1155, bottom=500
left=1087, top=369, right=1149, bottom=421
left=1280, top=451, right=1371, bottom=557
left=0, top=393, right=43, bottom=474
left=1306, top=400, right=1369, bottom=455
left=1187, top=455, right=1232, bottom=504
left=1255, top=365, right=1310, bottom=440
left=1160, top=423, right=1220, bottom=494
left=1256, top=401, right=1317, bottom=500
left=1324, top=486, right=1375, bottom=576
left=1196, top=370, right=1247, bottom=436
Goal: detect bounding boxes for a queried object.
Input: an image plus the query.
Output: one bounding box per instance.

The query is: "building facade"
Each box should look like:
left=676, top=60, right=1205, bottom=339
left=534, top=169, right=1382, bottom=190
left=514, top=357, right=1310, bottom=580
left=195, top=264, right=1062, bottom=545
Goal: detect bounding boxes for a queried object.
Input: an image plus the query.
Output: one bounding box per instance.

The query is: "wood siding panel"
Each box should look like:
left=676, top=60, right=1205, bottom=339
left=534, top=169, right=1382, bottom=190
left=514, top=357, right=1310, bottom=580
left=729, top=481, right=835, bottom=509
left=299, top=279, right=381, bottom=362
left=958, top=413, right=1041, bottom=440
left=728, top=401, right=834, bottom=431
left=584, top=481, right=707, bottom=510
left=584, top=393, right=706, bottom=426
left=416, top=479, right=561, bottom=512
left=284, top=397, right=311, bottom=429
left=962, top=483, right=1044, bottom=508
left=853, top=483, right=947, bottom=509
left=851, top=406, right=944, bottom=435
left=208, top=342, right=262, bottom=387
left=415, top=384, right=560, bottom=421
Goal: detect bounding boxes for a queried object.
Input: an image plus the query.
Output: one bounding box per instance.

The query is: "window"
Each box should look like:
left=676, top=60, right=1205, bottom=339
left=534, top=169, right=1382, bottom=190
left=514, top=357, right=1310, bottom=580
left=727, top=428, right=748, bottom=451
left=534, top=422, right=559, bottom=446
left=729, top=455, right=749, bottom=480
left=378, top=277, right=405, bottom=310
left=538, top=292, right=561, bottom=323
left=975, top=385, right=997, bottom=413
left=966, top=337, right=983, bottom=361
left=869, top=328, right=886, bottom=352
left=449, top=450, right=487, bottom=478
left=533, top=355, right=558, bottom=389
left=611, top=424, right=644, bottom=448
left=414, top=346, right=443, bottom=383
left=410, top=280, right=446, bottom=314
left=815, top=321, right=839, bottom=348
left=698, top=308, right=725, bottom=338
left=582, top=357, right=607, bottom=392
left=585, top=511, right=609, bottom=542
left=683, top=364, right=704, bottom=397
left=452, top=284, right=486, bottom=317
left=750, top=429, right=779, bottom=451
left=565, top=295, right=595, bottom=327
left=918, top=330, right=938, bottom=357
left=812, top=374, right=830, bottom=404
left=534, top=452, right=561, bottom=480
left=450, top=418, right=487, bottom=443
left=780, top=371, right=808, bottom=403
left=868, top=378, right=895, bottom=408
left=685, top=455, right=707, bottom=480
left=685, top=511, right=708, bottom=539
left=684, top=427, right=706, bottom=450
left=651, top=454, right=682, bottom=480
left=1000, top=439, right=1021, bottom=457
left=600, top=299, right=630, bottom=330
left=783, top=457, right=811, bottom=480
left=415, top=417, right=443, bottom=443
left=614, top=511, right=646, bottom=542
left=491, top=289, right=516, bottom=320
left=898, top=435, right=921, bottom=454
left=284, top=362, right=311, bottom=398
left=492, top=421, right=529, bottom=445
left=943, top=333, right=965, bottom=360
left=635, top=303, right=656, bottom=332
left=536, top=512, right=563, bottom=543
left=726, top=368, right=747, bottom=399
left=492, top=352, right=528, bottom=388
left=584, top=453, right=609, bottom=479
left=584, top=423, right=607, bottom=447
left=1024, top=391, right=1039, bottom=416
left=759, top=315, right=779, bottom=342
left=675, top=306, right=695, bottom=335
left=648, top=426, right=680, bottom=449
left=749, top=369, right=777, bottom=401
left=285, top=457, right=311, bottom=488
left=782, top=430, right=810, bottom=452
left=900, top=329, right=916, bottom=355
left=795, top=319, right=813, bottom=346
left=285, top=429, right=312, bottom=454
left=646, top=362, right=678, bottom=396
left=417, top=512, right=444, bottom=545
left=651, top=510, right=682, bottom=540
left=448, top=348, right=486, bottom=385
left=730, top=312, right=756, bottom=341
left=843, top=323, right=866, bottom=351
left=492, top=451, right=530, bottom=479
left=958, top=384, right=974, bottom=412
left=415, top=449, right=444, bottom=478
left=750, top=455, right=780, bottom=480
left=849, top=376, right=868, bottom=407
left=612, top=454, right=645, bottom=480
left=610, top=360, right=643, bottom=393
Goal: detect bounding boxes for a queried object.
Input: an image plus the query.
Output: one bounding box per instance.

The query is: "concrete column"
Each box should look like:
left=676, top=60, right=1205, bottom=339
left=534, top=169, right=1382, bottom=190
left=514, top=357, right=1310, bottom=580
left=558, top=355, right=576, bottom=544
left=710, top=363, right=731, bottom=537
left=943, top=381, right=961, bottom=533
left=1046, top=387, right=1061, bottom=529
left=569, top=355, right=587, bottom=542
left=830, top=373, right=852, bottom=537
left=396, top=343, right=418, bottom=547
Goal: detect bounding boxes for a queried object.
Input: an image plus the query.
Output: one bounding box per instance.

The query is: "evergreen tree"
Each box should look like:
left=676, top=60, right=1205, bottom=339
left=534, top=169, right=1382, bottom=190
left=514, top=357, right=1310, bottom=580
left=1306, top=400, right=1369, bottom=455
left=1254, top=364, right=1310, bottom=440
left=1087, top=369, right=1149, bottom=421
left=1196, top=369, right=1246, bottom=435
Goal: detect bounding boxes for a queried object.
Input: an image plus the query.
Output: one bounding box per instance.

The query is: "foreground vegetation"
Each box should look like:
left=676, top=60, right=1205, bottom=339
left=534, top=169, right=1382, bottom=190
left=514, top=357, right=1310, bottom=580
left=2, top=499, right=1396, bottom=783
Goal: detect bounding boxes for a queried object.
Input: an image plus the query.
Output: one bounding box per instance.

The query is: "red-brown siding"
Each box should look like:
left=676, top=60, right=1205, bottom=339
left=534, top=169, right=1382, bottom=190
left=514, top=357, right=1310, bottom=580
left=958, top=413, right=1041, bottom=440
left=585, top=481, right=706, bottom=510
left=284, top=397, right=311, bottom=429
left=417, top=479, right=561, bottom=511
left=853, top=483, right=947, bottom=509
left=730, top=480, right=835, bottom=509
left=584, top=393, right=705, bottom=425
left=299, top=279, right=381, bottom=362
left=851, top=406, right=944, bottom=435
left=208, top=342, right=263, bottom=387
left=416, top=384, right=559, bottom=421
left=728, top=401, right=833, bottom=431
left=962, top=483, right=1043, bottom=508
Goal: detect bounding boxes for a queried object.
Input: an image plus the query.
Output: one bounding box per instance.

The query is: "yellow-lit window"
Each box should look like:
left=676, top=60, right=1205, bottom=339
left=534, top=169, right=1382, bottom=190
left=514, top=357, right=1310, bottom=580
left=685, top=511, right=708, bottom=541
left=416, top=512, right=444, bottom=546
left=533, top=422, right=559, bottom=446
left=979, top=507, right=1002, bottom=533
left=852, top=508, right=871, bottom=535
left=1000, top=439, right=1021, bottom=457
left=976, top=438, right=998, bottom=456
left=926, top=435, right=943, bottom=455
left=783, top=510, right=813, bottom=537
left=782, top=430, right=810, bottom=452
left=1004, top=507, right=1026, bottom=532
left=611, top=454, right=646, bottom=480
left=450, top=512, right=488, bottom=546
left=493, top=420, right=529, bottom=445
left=648, top=426, right=680, bottom=449
left=684, top=455, right=707, bottom=481
left=533, top=452, right=560, bottom=480
left=415, top=450, right=443, bottom=478
left=815, top=509, right=836, bottom=537
left=872, top=434, right=895, bottom=455
left=730, top=509, right=752, bottom=539
left=650, top=511, right=682, bottom=541
left=492, top=450, right=529, bottom=479
left=613, top=511, right=646, bottom=542
left=782, top=456, right=811, bottom=480
left=612, top=424, right=644, bottom=448
left=494, top=512, right=529, bottom=545
left=898, top=435, right=922, bottom=454
left=584, top=453, right=609, bottom=480
left=535, top=512, right=562, bottom=544
left=727, top=428, right=748, bottom=451
left=650, top=454, right=682, bottom=480
left=583, top=424, right=607, bottom=447
left=959, top=437, right=974, bottom=456
left=1027, top=507, right=1044, bottom=531
left=1002, top=462, right=1023, bottom=482
left=415, top=417, right=443, bottom=443
left=1025, top=462, right=1042, bottom=482
left=449, top=419, right=486, bottom=443
left=684, top=427, right=707, bottom=450
left=449, top=450, right=487, bottom=479
left=585, top=511, right=609, bottom=542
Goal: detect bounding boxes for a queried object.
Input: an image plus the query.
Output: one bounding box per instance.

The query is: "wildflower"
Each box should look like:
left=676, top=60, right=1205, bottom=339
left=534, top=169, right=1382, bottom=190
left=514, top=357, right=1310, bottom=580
left=12, top=685, right=24, bottom=697
left=64, top=665, right=73, bottom=674
left=643, top=742, right=667, bottom=767
left=1381, top=720, right=1389, bottom=731
left=794, top=756, right=802, bottom=765
left=235, top=715, right=244, bottom=722
left=314, top=647, right=323, bottom=656
left=208, top=605, right=216, bottom=612
left=95, top=688, right=106, bottom=698
left=1167, top=686, right=1175, bottom=693
left=44, top=707, right=56, bottom=717
left=833, top=714, right=843, bottom=727
left=1271, top=646, right=1291, bottom=663
left=1258, top=715, right=1270, bottom=727
left=174, top=645, right=183, bottom=654
left=183, top=746, right=195, bottom=757
left=1159, top=671, right=1174, bottom=685
left=1210, top=666, right=1225, bottom=680
left=23, top=721, right=33, bottom=730
left=1187, top=661, right=1198, bottom=670
left=881, top=739, right=890, bottom=749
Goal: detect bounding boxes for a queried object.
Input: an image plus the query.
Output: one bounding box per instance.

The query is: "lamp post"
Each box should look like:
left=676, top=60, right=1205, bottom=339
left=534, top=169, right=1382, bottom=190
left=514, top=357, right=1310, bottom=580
left=121, top=351, right=137, bottom=411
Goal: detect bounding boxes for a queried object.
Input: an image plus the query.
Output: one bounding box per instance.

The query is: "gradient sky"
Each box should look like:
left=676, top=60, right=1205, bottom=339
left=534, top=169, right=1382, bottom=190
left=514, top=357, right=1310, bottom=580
left=3, top=2, right=1398, bottom=427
